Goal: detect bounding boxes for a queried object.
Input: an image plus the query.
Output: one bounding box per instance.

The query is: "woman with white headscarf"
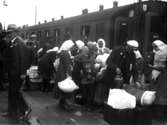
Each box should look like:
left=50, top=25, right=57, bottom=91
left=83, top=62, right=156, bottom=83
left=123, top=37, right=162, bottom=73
left=97, top=38, right=110, bottom=55
left=56, top=40, right=75, bottom=111
left=150, top=40, right=167, bottom=120
left=151, top=40, right=167, bottom=80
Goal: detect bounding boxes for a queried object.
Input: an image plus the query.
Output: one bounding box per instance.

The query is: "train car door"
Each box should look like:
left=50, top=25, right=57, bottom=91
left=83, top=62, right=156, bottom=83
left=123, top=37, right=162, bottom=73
left=114, top=17, right=134, bottom=47
left=144, top=13, right=167, bottom=52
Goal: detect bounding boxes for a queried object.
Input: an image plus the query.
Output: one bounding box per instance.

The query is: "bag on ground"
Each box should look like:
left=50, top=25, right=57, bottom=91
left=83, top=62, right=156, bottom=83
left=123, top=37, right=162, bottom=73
left=58, top=77, right=79, bottom=93
left=107, top=89, right=136, bottom=109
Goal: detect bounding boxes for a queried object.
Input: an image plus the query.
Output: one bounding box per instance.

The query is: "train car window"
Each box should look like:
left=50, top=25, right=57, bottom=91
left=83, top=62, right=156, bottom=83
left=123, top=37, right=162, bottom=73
left=54, top=29, right=60, bottom=37
left=96, top=23, right=104, bottom=40
left=63, top=27, right=72, bottom=40
left=81, top=25, right=90, bottom=38
left=45, top=30, right=50, bottom=38
left=38, top=31, right=41, bottom=37
left=37, top=31, right=42, bottom=40
left=164, top=19, right=167, bottom=41
left=151, top=16, right=162, bottom=34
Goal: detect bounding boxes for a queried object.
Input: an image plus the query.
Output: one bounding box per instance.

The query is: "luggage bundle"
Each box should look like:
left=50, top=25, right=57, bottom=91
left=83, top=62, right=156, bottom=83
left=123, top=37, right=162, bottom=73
left=27, top=66, right=42, bottom=83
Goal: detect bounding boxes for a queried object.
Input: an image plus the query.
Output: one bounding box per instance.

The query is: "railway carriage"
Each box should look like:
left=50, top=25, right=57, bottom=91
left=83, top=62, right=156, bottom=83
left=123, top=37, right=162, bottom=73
left=21, top=0, right=167, bottom=53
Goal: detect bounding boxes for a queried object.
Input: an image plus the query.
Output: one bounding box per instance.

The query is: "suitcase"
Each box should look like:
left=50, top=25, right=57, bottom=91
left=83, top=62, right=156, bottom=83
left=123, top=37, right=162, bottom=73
left=134, top=106, right=152, bottom=125
left=103, top=103, right=135, bottom=125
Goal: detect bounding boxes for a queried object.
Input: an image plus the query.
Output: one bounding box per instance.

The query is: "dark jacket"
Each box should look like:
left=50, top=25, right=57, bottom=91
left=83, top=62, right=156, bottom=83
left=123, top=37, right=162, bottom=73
left=38, top=51, right=57, bottom=78
left=4, top=37, right=27, bottom=76
left=106, top=46, right=137, bottom=85
left=0, top=39, right=7, bottom=76
left=57, top=50, right=72, bottom=82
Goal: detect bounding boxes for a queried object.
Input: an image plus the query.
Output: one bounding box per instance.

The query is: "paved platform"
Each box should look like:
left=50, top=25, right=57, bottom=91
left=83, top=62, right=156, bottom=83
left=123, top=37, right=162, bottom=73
left=1, top=91, right=167, bottom=125
left=0, top=91, right=109, bottom=125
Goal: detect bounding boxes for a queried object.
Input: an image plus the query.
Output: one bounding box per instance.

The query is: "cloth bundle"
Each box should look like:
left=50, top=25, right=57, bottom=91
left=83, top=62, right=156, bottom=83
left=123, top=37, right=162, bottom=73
left=27, top=66, right=39, bottom=79
left=58, top=77, right=79, bottom=93
left=107, top=89, right=136, bottom=109
left=107, top=88, right=156, bottom=110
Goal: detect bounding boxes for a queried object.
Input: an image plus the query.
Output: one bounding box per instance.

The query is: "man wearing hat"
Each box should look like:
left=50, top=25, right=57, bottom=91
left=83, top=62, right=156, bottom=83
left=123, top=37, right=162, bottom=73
left=2, top=24, right=31, bottom=123
left=0, top=22, right=7, bottom=91
left=102, top=40, right=138, bottom=100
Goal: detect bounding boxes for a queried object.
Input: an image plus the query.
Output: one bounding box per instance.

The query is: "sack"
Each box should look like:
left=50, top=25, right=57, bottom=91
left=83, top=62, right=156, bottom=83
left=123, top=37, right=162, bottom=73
left=58, top=77, right=79, bottom=93
left=140, top=91, right=156, bottom=106
left=53, top=58, right=60, bottom=71
left=107, top=89, right=136, bottom=109
left=27, top=66, right=39, bottom=79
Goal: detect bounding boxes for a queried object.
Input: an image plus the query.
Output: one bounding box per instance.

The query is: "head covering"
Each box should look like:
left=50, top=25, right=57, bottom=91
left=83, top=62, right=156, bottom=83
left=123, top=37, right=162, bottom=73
left=152, top=40, right=167, bottom=51
left=75, top=40, right=85, bottom=50
left=97, top=38, right=106, bottom=49
left=74, top=46, right=89, bottom=62
left=87, top=41, right=97, bottom=52
left=141, top=91, right=156, bottom=106
left=127, top=40, right=139, bottom=48
left=47, top=46, right=59, bottom=53
left=30, top=34, right=37, bottom=38
left=152, top=40, right=167, bottom=68
left=59, top=40, right=74, bottom=53
left=7, top=24, right=18, bottom=32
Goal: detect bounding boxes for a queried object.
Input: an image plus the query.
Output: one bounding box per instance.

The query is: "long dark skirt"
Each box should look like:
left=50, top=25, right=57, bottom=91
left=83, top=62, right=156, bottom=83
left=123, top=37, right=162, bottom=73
left=152, top=68, right=167, bottom=105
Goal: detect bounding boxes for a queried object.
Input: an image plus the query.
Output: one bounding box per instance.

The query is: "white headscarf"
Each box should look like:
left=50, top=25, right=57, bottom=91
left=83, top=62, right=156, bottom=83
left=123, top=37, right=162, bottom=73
left=127, top=40, right=139, bottom=48
left=152, top=40, right=167, bottom=80
left=97, top=38, right=107, bottom=54
left=47, top=46, right=59, bottom=53
left=59, top=40, right=74, bottom=53
left=75, top=40, right=85, bottom=50
left=97, top=38, right=106, bottom=49
left=152, top=40, right=167, bottom=52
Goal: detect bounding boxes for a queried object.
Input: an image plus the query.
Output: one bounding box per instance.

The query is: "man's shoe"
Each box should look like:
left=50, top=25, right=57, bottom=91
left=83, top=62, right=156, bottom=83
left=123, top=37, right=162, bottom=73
left=25, top=107, right=32, bottom=118
left=20, top=107, right=32, bottom=120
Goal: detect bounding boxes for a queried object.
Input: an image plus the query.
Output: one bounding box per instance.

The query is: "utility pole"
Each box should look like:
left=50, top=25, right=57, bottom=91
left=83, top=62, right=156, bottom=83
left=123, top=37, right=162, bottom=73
left=35, top=5, right=37, bottom=25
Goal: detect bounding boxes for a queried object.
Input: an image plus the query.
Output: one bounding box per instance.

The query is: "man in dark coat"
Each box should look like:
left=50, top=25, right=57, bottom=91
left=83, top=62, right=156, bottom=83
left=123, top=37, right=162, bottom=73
left=0, top=25, right=7, bottom=90
left=2, top=24, right=31, bottom=123
left=38, top=47, right=58, bottom=92
left=103, top=40, right=138, bottom=100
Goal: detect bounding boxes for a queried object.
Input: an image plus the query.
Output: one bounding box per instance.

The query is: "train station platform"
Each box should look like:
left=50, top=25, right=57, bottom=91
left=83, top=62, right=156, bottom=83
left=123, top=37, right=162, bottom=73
left=0, top=91, right=109, bottom=125
left=0, top=90, right=167, bottom=125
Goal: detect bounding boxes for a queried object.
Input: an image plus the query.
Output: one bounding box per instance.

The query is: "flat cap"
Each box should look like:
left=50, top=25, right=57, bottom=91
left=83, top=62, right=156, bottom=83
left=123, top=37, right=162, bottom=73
left=7, top=24, right=18, bottom=32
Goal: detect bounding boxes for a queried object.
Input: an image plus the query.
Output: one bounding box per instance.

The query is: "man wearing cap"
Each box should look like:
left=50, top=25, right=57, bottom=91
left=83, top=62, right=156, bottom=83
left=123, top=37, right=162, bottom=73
left=2, top=24, right=31, bottom=123
left=102, top=40, right=138, bottom=99
left=29, top=34, right=39, bottom=65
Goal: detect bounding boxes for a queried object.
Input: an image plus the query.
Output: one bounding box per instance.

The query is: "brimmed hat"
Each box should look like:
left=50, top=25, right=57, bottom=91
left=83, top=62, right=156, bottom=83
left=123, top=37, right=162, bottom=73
left=127, top=40, right=139, bottom=48
left=7, top=24, right=19, bottom=32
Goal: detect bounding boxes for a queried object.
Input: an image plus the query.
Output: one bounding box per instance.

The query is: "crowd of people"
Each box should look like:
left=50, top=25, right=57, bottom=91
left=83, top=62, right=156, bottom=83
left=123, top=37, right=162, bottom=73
left=0, top=23, right=167, bottom=123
